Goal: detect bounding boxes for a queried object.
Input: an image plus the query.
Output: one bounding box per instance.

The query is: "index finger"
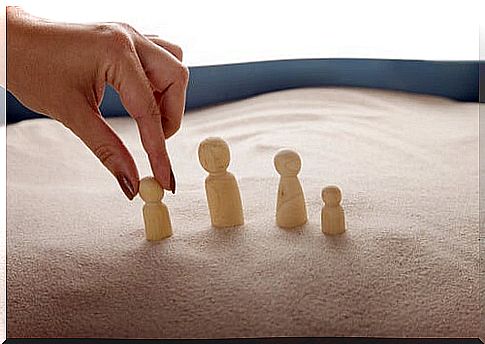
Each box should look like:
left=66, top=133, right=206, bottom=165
left=101, top=28, right=174, bottom=191
left=135, top=114, right=175, bottom=192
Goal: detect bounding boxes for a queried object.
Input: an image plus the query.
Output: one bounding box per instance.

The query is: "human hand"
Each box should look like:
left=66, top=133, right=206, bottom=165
left=6, top=7, right=189, bottom=199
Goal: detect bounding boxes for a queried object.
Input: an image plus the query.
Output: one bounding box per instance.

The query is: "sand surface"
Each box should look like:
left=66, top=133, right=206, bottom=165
left=6, top=87, right=479, bottom=338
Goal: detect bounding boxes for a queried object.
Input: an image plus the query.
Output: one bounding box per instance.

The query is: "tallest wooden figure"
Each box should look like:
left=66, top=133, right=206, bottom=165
left=274, top=149, right=307, bottom=229
left=198, top=137, right=244, bottom=228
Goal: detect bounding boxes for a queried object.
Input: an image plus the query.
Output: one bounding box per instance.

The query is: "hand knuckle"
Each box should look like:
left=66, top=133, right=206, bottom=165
left=176, top=64, right=189, bottom=85
left=94, top=23, right=114, bottom=34
left=112, top=32, right=134, bottom=55
left=114, top=22, right=135, bottom=34
left=172, top=45, right=183, bottom=60
left=97, top=23, right=135, bottom=57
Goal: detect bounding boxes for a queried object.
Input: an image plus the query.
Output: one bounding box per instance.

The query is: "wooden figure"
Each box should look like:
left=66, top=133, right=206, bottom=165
left=274, top=149, right=307, bottom=228
left=198, top=137, right=244, bottom=228
left=139, top=176, right=173, bottom=241
left=321, top=185, right=346, bottom=235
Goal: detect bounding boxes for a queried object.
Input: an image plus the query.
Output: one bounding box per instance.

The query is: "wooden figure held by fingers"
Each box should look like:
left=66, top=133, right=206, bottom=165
left=198, top=137, right=244, bottom=228
left=321, top=185, right=346, bottom=235
left=139, top=177, right=173, bottom=241
left=274, top=149, right=307, bottom=228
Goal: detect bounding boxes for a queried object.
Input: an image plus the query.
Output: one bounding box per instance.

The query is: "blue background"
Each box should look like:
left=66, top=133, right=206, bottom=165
left=6, top=58, right=482, bottom=123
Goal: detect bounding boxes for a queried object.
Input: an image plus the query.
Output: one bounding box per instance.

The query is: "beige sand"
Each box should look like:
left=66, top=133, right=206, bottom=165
left=6, top=87, right=479, bottom=338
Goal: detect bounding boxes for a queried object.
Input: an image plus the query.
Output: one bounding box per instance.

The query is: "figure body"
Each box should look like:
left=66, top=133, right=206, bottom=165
left=139, top=177, right=173, bottom=241
left=198, top=137, right=244, bottom=228
left=274, top=149, right=307, bottom=228
left=321, top=186, right=346, bottom=235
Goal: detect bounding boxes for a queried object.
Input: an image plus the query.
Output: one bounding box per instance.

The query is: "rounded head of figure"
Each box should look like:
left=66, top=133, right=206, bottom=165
left=274, top=149, right=301, bottom=176
left=322, top=185, right=342, bottom=206
left=198, top=137, right=230, bottom=174
left=139, top=177, right=164, bottom=202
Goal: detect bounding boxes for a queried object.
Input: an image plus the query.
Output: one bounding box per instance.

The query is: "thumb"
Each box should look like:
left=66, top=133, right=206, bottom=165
left=64, top=108, right=140, bottom=200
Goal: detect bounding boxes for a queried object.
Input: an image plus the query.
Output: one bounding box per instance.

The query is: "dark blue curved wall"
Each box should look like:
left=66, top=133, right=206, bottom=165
left=6, top=58, right=482, bottom=123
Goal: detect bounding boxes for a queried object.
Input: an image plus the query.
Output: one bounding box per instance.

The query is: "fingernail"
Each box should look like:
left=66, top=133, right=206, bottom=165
left=170, top=167, right=176, bottom=194
left=116, top=174, right=136, bottom=200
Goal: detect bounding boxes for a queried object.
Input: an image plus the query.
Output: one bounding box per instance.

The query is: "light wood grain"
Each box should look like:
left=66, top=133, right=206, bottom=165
left=321, top=185, right=346, bottom=235
left=139, top=177, right=173, bottom=241
left=274, top=149, right=307, bottom=228
left=198, top=137, right=244, bottom=228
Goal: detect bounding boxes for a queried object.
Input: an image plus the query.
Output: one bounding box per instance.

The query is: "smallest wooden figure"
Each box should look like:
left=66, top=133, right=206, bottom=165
left=139, top=176, right=173, bottom=241
left=321, top=185, right=346, bottom=235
